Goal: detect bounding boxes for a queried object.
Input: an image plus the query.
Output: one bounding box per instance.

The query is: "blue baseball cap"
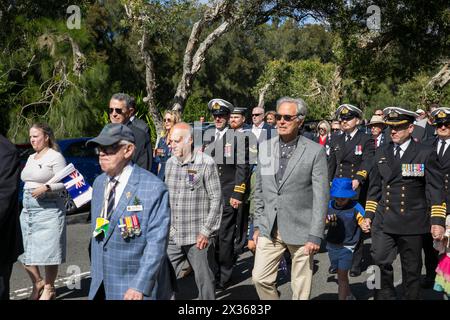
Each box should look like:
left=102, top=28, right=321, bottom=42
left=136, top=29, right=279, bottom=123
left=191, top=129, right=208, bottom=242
left=330, top=177, right=356, bottom=199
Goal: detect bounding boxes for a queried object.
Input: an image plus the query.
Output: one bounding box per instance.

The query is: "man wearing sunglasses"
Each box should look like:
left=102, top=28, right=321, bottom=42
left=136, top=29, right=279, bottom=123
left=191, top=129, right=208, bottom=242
left=109, top=93, right=153, bottom=172
left=363, top=107, right=445, bottom=300
left=420, top=107, right=450, bottom=289
left=203, top=99, right=250, bottom=290
left=252, top=97, right=329, bottom=300
left=87, top=123, right=173, bottom=300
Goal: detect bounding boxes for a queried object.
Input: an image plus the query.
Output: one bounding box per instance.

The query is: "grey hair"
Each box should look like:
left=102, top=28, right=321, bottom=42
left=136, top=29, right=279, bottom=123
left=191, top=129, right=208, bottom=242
left=118, top=140, right=135, bottom=146
left=276, top=97, right=308, bottom=120
left=111, top=93, right=133, bottom=109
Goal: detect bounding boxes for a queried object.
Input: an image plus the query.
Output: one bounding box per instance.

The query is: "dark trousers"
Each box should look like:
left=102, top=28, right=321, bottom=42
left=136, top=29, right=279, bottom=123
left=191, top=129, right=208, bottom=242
left=371, top=224, right=423, bottom=300
left=422, top=232, right=438, bottom=280
left=234, top=202, right=249, bottom=255
left=215, top=204, right=237, bottom=285
left=0, top=263, right=13, bottom=300
left=93, top=282, right=105, bottom=300
left=351, top=232, right=371, bottom=271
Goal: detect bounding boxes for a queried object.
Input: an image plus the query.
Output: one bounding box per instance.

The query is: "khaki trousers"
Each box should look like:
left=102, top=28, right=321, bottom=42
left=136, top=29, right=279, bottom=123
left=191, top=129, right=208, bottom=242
left=252, top=231, right=313, bottom=300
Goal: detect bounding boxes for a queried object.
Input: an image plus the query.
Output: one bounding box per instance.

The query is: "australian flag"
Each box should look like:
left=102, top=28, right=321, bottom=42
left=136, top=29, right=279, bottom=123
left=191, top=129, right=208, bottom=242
left=61, top=169, right=92, bottom=208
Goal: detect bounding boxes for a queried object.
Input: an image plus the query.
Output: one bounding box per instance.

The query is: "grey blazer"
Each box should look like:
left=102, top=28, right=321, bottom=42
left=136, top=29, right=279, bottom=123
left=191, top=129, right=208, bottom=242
left=254, top=135, right=329, bottom=246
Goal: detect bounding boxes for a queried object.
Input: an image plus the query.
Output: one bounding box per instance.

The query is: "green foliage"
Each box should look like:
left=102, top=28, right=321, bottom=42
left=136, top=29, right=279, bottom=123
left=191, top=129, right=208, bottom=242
left=255, top=59, right=337, bottom=120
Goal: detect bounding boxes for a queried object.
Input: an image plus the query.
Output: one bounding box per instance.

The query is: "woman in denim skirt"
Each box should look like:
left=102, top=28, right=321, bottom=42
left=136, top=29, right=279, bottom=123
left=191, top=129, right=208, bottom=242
left=19, top=123, right=67, bottom=300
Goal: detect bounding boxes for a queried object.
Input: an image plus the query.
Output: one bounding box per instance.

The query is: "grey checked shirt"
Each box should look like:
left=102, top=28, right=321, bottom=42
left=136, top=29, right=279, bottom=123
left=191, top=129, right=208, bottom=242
left=165, top=150, right=223, bottom=246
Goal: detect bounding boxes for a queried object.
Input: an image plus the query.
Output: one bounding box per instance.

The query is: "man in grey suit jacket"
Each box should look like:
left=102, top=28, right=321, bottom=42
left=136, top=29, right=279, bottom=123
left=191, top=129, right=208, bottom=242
left=252, top=97, right=329, bottom=300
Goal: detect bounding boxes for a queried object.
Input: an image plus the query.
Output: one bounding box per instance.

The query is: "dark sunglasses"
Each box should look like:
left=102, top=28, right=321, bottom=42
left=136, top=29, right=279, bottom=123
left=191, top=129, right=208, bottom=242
left=435, top=122, right=450, bottom=128
left=95, top=143, right=124, bottom=155
left=389, top=124, right=410, bottom=131
left=163, top=118, right=173, bottom=122
left=275, top=114, right=299, bottom=122
left=108, top=108, right=123, bottom=115
left=332, top=128, right=340, bottom=132
left=252, top=113, right=263, bottom=117
left=339, top=116, right=356, bottom=122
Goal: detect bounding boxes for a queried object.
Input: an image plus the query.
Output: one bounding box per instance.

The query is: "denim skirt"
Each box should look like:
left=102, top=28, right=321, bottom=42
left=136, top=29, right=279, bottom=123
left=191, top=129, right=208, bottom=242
left=19, top=190, right=67, bottom=265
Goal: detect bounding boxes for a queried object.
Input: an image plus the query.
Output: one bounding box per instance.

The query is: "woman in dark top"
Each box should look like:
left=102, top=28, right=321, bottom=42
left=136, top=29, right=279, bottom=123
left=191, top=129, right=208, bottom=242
left=154, top=110, right=181, bottom=181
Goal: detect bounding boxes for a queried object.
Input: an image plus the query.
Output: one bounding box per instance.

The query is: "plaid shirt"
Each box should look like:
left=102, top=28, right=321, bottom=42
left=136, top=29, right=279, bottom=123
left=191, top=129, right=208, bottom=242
left=165, top=150, right=223, bottom=246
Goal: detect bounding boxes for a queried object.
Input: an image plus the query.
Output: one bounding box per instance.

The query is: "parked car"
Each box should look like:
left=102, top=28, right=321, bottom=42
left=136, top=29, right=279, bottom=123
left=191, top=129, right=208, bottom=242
left=16, top=138, right=102, bottom=215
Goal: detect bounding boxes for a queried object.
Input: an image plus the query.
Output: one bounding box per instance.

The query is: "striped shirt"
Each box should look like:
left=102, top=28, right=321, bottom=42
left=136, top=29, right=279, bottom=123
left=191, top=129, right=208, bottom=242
left=165, top=150, right=223, bottom=246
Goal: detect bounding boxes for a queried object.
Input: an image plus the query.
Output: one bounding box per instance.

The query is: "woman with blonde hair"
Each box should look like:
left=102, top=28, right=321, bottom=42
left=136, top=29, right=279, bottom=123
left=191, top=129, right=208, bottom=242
left=154, top=110, right=181, bottom=181
left=19, top=123, right=67, bottom=300
left=315, top=120, right=331, bottom=146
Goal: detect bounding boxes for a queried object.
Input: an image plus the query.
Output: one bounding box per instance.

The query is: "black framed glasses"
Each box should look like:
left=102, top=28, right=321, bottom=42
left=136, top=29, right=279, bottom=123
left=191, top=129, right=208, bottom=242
left=252, top=113, right=263, bottom=117
left=108, top=108, right=123, bottom=115
left=95, top=143, right=124, bottom=155
left=275, top=114, right=299, bottom=122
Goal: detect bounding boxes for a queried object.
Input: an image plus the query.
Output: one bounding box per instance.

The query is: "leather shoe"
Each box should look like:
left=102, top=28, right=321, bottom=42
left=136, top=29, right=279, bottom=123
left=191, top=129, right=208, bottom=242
left=349, top=268, right=361, bottom=277
left=328, top=266, right=337, bottom=274
left=420, top=278, right=435, bottom=289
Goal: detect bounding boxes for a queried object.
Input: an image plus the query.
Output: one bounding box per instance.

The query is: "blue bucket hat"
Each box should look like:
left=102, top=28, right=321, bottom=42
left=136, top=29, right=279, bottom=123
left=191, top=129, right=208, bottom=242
left=330, top=177, right=356, bottom=199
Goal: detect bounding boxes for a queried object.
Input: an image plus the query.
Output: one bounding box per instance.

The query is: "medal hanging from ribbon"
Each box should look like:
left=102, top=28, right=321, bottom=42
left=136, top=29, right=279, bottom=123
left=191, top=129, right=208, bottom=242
left=118, top=218, right=128, bottom=239
left=125, top=216, right=134, bottom=237
left=131, top=214, right=141, bottom=236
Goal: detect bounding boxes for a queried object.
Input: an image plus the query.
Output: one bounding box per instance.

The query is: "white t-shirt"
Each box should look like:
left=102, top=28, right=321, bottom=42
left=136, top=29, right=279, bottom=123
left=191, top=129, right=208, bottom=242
left=21, top=148, right=67, bottom=191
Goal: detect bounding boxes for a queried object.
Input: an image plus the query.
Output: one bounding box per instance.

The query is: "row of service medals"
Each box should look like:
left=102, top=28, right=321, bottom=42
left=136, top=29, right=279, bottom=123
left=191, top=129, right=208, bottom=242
left=118, top=215, right=141, bottom=239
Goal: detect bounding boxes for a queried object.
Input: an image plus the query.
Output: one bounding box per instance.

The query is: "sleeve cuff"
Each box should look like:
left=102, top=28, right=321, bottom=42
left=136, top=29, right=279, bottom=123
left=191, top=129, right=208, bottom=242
left=307, top=235, right=322, bottom=246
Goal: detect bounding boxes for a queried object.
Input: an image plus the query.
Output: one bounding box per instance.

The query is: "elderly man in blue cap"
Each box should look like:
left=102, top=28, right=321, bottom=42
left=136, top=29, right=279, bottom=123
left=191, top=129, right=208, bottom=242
left=87, top=123, right=174, bottom=300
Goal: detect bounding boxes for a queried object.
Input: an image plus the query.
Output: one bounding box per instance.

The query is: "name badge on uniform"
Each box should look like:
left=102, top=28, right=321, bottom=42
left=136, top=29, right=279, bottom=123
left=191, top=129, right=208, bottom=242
left=354, top=145, right=362, bottom=155
left=127, top=205, right=143, bottom=212
left=224, top=143, right=232, bottom=158
left=402, top=163, right=425, bottom=177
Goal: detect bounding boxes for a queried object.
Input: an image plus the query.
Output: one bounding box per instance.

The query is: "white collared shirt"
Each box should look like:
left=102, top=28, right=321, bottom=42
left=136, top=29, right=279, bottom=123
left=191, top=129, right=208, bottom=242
left=376, top=135, right=382, bottom=147
left=394, top=139, right=412, bottom=158
left=252, top=122, right=264, bottom=140
left=108, top=163, right=134, bottom=209
left=344, top=128, right=358, bottom=141
left=437, top=137, right=450, bottom=156
left=215, top=127, right=228, bottom=141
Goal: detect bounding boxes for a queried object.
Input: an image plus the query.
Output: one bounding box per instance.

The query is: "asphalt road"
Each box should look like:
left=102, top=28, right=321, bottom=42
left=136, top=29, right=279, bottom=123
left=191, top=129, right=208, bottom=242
left=9, top=213, right=446, bottom=300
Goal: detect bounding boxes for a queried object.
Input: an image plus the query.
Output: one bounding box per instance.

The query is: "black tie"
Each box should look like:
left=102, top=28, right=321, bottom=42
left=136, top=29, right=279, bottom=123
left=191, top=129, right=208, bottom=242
left=106, top=178, right=118, bottom=220
left=438, top=140, right=446, bottom=159
left=346, top=134, right=351, bottom=142
left=394, top=145, right=401, bottom=160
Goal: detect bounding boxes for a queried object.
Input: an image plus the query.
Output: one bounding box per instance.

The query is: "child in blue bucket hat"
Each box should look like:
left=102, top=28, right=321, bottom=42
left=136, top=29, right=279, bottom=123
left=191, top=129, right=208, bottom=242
left=326, top=177, right=370, bottom=300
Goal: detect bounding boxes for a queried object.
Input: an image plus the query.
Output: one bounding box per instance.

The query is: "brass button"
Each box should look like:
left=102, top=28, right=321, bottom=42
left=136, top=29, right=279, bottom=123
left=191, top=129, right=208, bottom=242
left=339, top=175, right=343, bottom=177
left=446, top=180, right=449, bottom=183
left=387, top=192, right=390, bottom=196
left=386, top=199, right=390, bottom=203
left=351, top=164, right=354, bottom=167
left=401, top=201, right=405, bottom=205
left=340, top=164, right=343, bottom=167
left=351, top=175, right=354, bottom=178
left=386, top=206, right=390, bottom=210
left=400, top=208, right=404, bottom=213
left=402, top=186, right=405, bottom=190
left=401, top=194, right=405, bottom=197
left=387, top=185, right=390, bottom=189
